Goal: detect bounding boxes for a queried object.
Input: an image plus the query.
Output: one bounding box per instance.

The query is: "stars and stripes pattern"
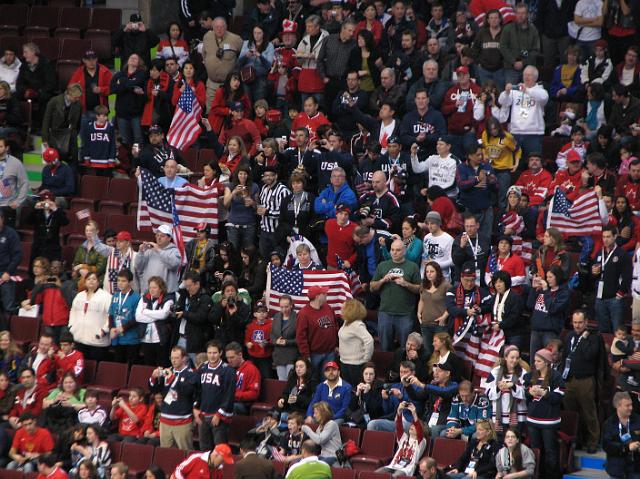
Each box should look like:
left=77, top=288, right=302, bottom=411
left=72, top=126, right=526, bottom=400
left=172, top=201, right=186, bottom=266
left=266, top=265, right=352, bottom=316
left=167, top=85, right=202, bottom=151
left=548, top=188, right=602, bottom=236
left=0, top=178, right=14, bottom=199
left=136, top=168, right=219, bottom=243
left=453, top=313, right=505, bottom=378
left=336, top=254, right=363, bottom=297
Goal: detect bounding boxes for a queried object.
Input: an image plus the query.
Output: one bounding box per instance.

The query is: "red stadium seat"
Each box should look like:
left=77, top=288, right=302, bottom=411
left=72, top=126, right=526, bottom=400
left=120, top=442, right=154, bottom=477
left=31, top=37, right=60, bottom=62
left=109, top=441, right=123, bottom=463
left=18, top=242, right=32, bottom=275
left=431, top=438, right=466, bottom=468
left=357, top=472, right=392, bottom=479
left=559, top=410, right=579, bottom=474
left=57, top=59, right=81, bottom=91
left=70, top=175, right=110, bottom=211
left=0, top=26, right=20, bottom=38
left=106, top=214, right=137, bottom=236
left=60, top=38, right=92, bottom=61
left=350, top=430, right=395, bottom=471
left=183, top=149, right=199, bottom=172
left=84, top=30, right=111, bottom=62
left=10, top=315, right=40, bottom=349
left=154, top=447, right=187, bottom=476
left=0, top=4, right=30, bottom=31
left=340, top=426, right=362, bottom=447
left=198, top=148, right=217, bottom=164
left=0, top=469, right=25, bottom=479
left=88, top=8, right=122, bottom=31
left=87, top=361, right=129, bottom=398
left=331, top=468, right=357, bottom=479
left=55, top=7, right=91, bottom=39
left=28, top=6, right=61, bottom=29
left=250, top=379, right=287, bottom=419
left=83, top=359, right=97, bottom=384
left=228, top=415, right=258, bottom=448
left=99, top=177, right=138, bottom=213
left=118, top=364, right=155, bottom=397
left=0, top=37, right=27, bottom=57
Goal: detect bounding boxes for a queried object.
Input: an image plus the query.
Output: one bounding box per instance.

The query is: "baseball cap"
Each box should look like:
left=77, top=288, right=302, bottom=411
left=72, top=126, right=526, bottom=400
left=460, top=261, right=477, bottom=278
left=455, top=65, right=470, bottom=75
left=254, top=301, right=268, bottom=311
left=149, top=124, right=163, bottom=135
left=83, top=49, right=97, bottom=59
left=116, top=231, right=132, bottom=242
left=195, top=222, right=211, bottom=234
left=594, top=39, right=607, bottom=49
left=336, top=203, right=351, bottom=214
left=213, top=444, right=234, bottom=464
left=130, top=13, right=142, bottom=22
left=387, top=135, right=400, bottom=145
left=156, top=224, right=172, bottom=236
left=230, top=101, right=244, bottom=111
left=263, top=165, right=278, bottom=174
left=324, top=361, right=340, bottom=370
left=567, top=149, right=582, bottom=163
left=308, top=285, right=329, bottom=300
left=42, top=147, right=59, bottom=163
left=435, top=362, right=452, bottom=371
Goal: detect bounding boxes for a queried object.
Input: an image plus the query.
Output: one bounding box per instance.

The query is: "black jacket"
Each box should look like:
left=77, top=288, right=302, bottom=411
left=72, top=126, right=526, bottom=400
left=133, top=142, right=183, bottom=177
left=491, top=291, right=525, bottom=338
left=591, top=245, right=632, bottom=299
left=110, top=69, right=148, bottom=119
left=239, top=259, right=267, bottom=303
left=406, top=379, right=459, bottom=426
left=563, top=330, right=601, bottom=380
left=113, top=29, right=160, bottom=68
left=16, top=56, right=56, bottom=104
left=279, top=372, right=318, bottom=414
left=0, top=96, right=22, bottom=128
left=348, top=380, right=385, bottom=423
left=453, top=439, right=499, bottom=477
left=451, top=234, right=490, bottom=285
left=30, top=208, right=69, bottom=261
left=209, top=298, right=251, bottom=346
left=173, top=289, right=213, bottom=353
left=390, top=347, right=430, bottom=383
left=603, top=412, right=640, bottom=477
left=535, top=0, right=578, bottom=38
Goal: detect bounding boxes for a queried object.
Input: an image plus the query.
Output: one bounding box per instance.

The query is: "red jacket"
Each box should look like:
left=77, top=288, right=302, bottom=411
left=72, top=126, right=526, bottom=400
left=54, top=349, right=84, bottom=385
left=174, top=452, right=226, bottom=479
left=441, top=83, right=482, bottom=135
left=219, top=119, right=261, bottom=156
left=24, top=349, right=55, bottom=386
left=549, top=168, right=584, bottom=201
left=142, top=402, right=160, bottom=437
left=207, top=88, right=252, bottom=134
left=114, top=402, right=148, bottom=438
left=430, top=196, right=457, bottom=233
left=245, top=319, right=273, bottom=359
left=616, top=175, right=640, bottom=211
left=295, top=302, right=338, bottom=358
left=325, top=218, right=357, bottom=268
left=514, top=168, right=553, bottom=206
left=235, top=360, right=261, bottom=403
left=10, top=385, right=47, bottom=419
left=68, top=64, right=113, bottom=113
left=141, top=71, right=171, bottom=126
left=34, top=285, right=70, bottom=327
left=171, top=79, right=206, bottom=109
left=37, top=466, right=68, bottom=479
left=355, top=20, right=384, bottom=45
left=468, top=0, right=515, bottom=26
left=289, top=112, right=330, bottom=144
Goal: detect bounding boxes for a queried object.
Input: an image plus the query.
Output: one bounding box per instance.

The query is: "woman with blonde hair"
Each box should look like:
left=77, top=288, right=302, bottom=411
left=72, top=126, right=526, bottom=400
left=530, top=227, right=570, bottom=279
left=338, top=299, right=374, bottom=386
left=0, top=331, right=23, bottom=382
left=427, top=332, right=464, bottom=381
left=301, top=401, right=341, bottom=466
left=448, top=420, right=499, bottom=479
left=72, top=220, right=107, bottom=289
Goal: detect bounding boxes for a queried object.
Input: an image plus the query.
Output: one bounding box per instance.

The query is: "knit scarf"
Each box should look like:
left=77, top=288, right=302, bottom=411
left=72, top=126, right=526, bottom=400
left=492, top=366, right=519, bottom=431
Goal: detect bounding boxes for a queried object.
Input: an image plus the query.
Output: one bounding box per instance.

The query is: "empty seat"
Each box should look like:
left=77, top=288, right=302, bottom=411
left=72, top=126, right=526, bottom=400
left=119, top=364, right=155, bottom=396
left=57, top=59, right=80, bottom=91
left=70, top=175, right=109, bottom=210
left=154, top=447, right=187, bottom=475
left=340, top=426, right=362, bottom=447
left=84, top=30, right=111, bottom=62
left=10, top=315, right=40, bottom=348
left=250, top=379, right=287, bottom=419
left=32, top=37, right=61, bottom=62
left=350, top=431, right=395, bottom=471
left=55, top=7, right=91, bottom=38
left=120, top=442, right=154, bottom=477
left=87, top=361, right=129, bottom=397
left=106, top=214, right=137, bottom=235
left=357, top=472, right=392, bottom=479
left=0, top=5, right=30, bottom=31
left=108, top=441, right=123, bottom=463
left=61, top=244, right=76, bottom=269
left=431, top=438, right=466, bottom=468
left=182, top=148, right=199, bottom=172
left=28, top=6, right=62, bottom=29
left=228, top=415, right=258, bottom=448
left=0, top=37, right=26, bottom=56
left=88, top=8, right=122, bottom=31
left=198, top=148, right=217, bottom=164
left=83, top=359, right=97, bottom=384
left=99, top=177, right=138, bottom=213
left=60, top=38, right=92, bottom=61
left=19, top=242, right=32, bottom=271
left=331, top=468, right=357, bottom=479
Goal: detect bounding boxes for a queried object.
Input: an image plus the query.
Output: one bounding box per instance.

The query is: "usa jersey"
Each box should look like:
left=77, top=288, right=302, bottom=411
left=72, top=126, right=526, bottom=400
left=80, top=121, right=117, bottom=169
left=195, top=361, right=235, bottom=422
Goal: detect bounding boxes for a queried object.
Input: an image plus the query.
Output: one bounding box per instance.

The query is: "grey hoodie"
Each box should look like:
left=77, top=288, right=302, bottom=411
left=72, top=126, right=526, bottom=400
left=0, top=154, right=29, bottom=208
left=134, top=242, right=182, bottom=294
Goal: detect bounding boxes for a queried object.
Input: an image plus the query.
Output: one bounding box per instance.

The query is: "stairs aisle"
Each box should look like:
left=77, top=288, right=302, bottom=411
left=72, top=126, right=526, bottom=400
left=564, top=451, right=608, bottom=479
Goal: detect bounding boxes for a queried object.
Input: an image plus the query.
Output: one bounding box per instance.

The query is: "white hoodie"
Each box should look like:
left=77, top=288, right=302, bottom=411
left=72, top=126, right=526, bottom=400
left=0, top=57, right=21, bottom=92
left=499, top=83, right=549, bottom=136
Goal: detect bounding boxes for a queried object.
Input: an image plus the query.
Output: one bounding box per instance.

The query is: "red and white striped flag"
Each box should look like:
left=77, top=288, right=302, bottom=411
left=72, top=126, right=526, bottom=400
left=136, top=169, right=219, bottom=243
left=266, top=265, right=353, bottom=316
left=547, top=188, right=602, bottom=236
left=167, top=85, right=202, bottom=151
left=454, top=312, right=505, bottom=378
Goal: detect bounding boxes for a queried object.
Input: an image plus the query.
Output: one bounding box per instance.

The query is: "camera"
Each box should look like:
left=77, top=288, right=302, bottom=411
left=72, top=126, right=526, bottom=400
left=46, top=276, right=57, bottom=283
left=358, top=205, right=371, bottom=219
left=228, top=298, right=236, bottom=307
left=382, top=383, right=393, bottom=396
left=216, top=48, right=224, bottom=59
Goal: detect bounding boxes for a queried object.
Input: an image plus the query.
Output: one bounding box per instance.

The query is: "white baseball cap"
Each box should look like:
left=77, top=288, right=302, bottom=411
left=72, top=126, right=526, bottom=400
left=156, top=224, right=172, bottom=236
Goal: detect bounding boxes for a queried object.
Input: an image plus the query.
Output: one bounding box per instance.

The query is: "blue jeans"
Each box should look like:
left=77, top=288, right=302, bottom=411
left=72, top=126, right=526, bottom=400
left=227, top=223, right=256, bottom=250
left=0, top=281, right=17, bottom=319
left=530, top=330, right=558, bottom=358
left=514, top=134, right=543, bottom=161
left=420, top=324, right=448, bottom=358
left=450, top=132, right=477, bottom=160
left=495, top=169, right=513, bottom=211
left=310, top=351, right=336, bottom=382
left=595, top=297, right=625, bottom=333
left=475, top=65, right=505, bottom=90
left=473, top=208, right=494, bottom=246
left=367, top=417, right=411, bottom=432
left=504, top=68, right=523, bottom=85
left=117, top=116, right=143, bottom=146
left=259, top=231, right=279, bottom=260
left=378, top=312, right=415, bottom=352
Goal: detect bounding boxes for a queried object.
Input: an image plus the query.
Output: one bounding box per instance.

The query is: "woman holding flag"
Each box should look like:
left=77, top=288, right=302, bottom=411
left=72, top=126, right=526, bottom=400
left=171, top=61, right=206, bottom=109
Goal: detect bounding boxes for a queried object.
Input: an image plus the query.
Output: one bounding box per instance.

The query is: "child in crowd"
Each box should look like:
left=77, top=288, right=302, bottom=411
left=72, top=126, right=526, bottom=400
left=618, top=145, right=638, bottom=176
left=249, top=410, right=283, bottom=458
left=245, top=301, right=274, bottom=380
left=278, top=412, right=306, bottom=464
left=141, top=391, right=162, bottom=446
left=80, top=105, right=117, bottom=176
left=77, top=389, right=108, bottom=426
left=611, top=325, right=639, bottom=387
left=108, top=388, right=147, bottom=442
left=556, top=124, right=589, bottom=170
left=54, top=331, right=85, bottom=384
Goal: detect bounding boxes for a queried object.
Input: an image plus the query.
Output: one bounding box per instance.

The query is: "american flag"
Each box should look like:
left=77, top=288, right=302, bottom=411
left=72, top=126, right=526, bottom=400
left=266, top=265, right=352, bottom=316
left=166, top=85, right=202, bottom=151
left=0, top=178, right=14, bottom=198
left=453, top=312, right=505, bottom=378
left=548, top=188, right=602, bottom=236
left=136, top=168, right=219, bottom=243
left=336, top=254, right=363, bottom=297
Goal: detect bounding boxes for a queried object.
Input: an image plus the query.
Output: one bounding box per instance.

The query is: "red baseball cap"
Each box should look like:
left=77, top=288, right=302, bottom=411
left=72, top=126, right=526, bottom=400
left=42, top=147, right=59, bottom=163
left=455, top=66, right=470, bottom=76
left=324, top=361, right=340, bottom=370
left=567, top=149, right=582, bottom=163
left=116, top=231, right=132, bottom=242
left=308, top=285, right=329, bottom=300
left=213, top=444, right=234, bottom=464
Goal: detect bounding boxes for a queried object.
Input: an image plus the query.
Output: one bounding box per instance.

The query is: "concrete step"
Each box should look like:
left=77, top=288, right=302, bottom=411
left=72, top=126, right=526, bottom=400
left=564, top=469, right=608, bottom=479
left=563, top=449, right=607, bottom=479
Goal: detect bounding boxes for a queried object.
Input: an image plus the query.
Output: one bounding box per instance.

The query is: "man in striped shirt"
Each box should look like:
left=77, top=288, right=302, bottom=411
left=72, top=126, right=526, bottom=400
left=257, top=166, right=291, bottom=258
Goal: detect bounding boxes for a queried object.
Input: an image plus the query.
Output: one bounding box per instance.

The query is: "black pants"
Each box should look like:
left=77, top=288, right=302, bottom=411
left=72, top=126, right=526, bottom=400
left=528, top=425, right=560, bottom=479
left=323, top=77, right=346, bottom=114
left=340, top=362, right=364, bottom=388
left=141, top=342, right=169, bottom=367
left=198, top=418, right=229, bottom=451
left=113, top=344, right=140, bottom=366
left=76, top=342, right=110, bottom=361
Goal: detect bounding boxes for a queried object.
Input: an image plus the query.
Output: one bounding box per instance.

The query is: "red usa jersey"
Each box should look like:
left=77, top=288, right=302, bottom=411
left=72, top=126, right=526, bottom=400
left=54, top=349, right=84, bottom=384
left=174, top=452, right=224, bottom=479
left=289, top=112, right=331, bottom=144
left=514, top=168, right=553, bottom=206
left=616, top=175, right=640, bottom=211
left=549, top=168, right=584, bottom=201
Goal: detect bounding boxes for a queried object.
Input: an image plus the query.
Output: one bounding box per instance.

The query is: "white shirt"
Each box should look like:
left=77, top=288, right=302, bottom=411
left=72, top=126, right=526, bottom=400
left=499, top=84, right=549, bottom=136
left=410, top=153, right=459, bottom=198
left=569, top=0, right=603, bottom=41
left=422, top=231, right=454, bottom=280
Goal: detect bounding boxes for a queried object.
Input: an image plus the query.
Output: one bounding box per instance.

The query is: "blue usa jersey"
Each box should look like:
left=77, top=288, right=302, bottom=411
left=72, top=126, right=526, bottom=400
left=194, top=360, right=235, bottom=420
left=81, top=121, right=117, bottom=168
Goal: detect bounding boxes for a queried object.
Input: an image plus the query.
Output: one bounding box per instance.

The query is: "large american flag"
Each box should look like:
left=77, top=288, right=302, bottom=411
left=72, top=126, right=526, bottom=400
left=453, top=312, right=505, bottom=378
left=167, top=85, right=202, bottom=151
left=547, top=188, right=602, bottom=236
left=136, top=168, right=219, bottom=243
left=266, top=265, right=353, bottom=316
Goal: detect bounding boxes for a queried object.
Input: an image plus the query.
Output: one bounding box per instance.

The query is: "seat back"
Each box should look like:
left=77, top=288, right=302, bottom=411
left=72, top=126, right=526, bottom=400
left=31, top=37, right=60, bottom=61
left=57, top=60, right=80, bottom=91
left=120, top=442, right=154, bottom=472
left=10, top=315, right=40, bottom=346
left=107, top=177, right=138, bottom=204
left=228, top=415, right=258, bottom=447
left=83, top=30, right=111, bottom=61
left=0, top=469, right=25, bottom=479
left=83, top=359, right=97, bottom=384
left=560, top=410, right=579, bottom=439
left=261, top=378, right=287, bottom=405
left=60, top=38, right=92, bottom=61
left=0, top=5, right=30, bottom=28
left=58, top=7, right=91, bottom=31
left=88, top=8, right=122, bottom=31
left=93, top=361, right=128, bottom=389
left=79, top=175, right=110, bottom=200
left=431, top=438, right=466, bottom=468
left=127, top=365, right=156, bottom=392
left=357, top=472, right=391, bottom=479
left=28, top=6, right=61, bottom=29
left=106, top=214, right=137, bottom=235
left=360, top=430, right=395, bottom=458
left=331, top=468, right=357, bottom=479
left=108, top=441, right=123, bottom=463
left=340, top=426, right=362, bottom=447
left=154, top=447, right=187, bottom=475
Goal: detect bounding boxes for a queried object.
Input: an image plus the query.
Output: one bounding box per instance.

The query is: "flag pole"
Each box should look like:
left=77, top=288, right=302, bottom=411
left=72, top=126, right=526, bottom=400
left=546, top=188, right=555, bottom=229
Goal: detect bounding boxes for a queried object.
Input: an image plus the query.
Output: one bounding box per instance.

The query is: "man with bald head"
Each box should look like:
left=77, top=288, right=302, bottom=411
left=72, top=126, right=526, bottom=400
left=406, top=60, right=448, bottom=111
left=358, top=170, right=401, bottom=232
left=369, top=67, right=406, bottom=114
left=370, top=237, right=421, bottom=351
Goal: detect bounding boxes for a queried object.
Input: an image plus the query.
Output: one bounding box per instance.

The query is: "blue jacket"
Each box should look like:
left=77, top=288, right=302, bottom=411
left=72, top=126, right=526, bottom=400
left=446, top=392, right=492, bottom=436
left=550, top=65, right=581, bottom=98
left=0, top=225, right=21, bottom=275
left=41, top=163, right=75, bottom=197
left=306, top=379, right=353, bottom=420
left=313, top=182, right=358, bottom=220
left=456, top=162, right=496, bottom=213
left=527, top=284, right=571, bottom=334
left=379, top=382, right=424, bottom=423
left=108, top=290, right=141, bottom=346
left=603, top=412, right=640, bottom=477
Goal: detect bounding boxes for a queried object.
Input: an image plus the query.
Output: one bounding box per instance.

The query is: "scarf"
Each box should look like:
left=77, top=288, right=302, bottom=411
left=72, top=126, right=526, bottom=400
left=492, top=289, right=510, bottom=325
left=107, top=248, right=133, bottom=293
left=492, top=366, right=520, bottom=430
left=402, top=235, right=416, bottom=248
left=586, top=100, right=601, bottom=130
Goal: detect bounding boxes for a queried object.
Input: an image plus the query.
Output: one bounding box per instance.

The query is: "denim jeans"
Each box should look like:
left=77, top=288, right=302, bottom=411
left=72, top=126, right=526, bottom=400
left=528, top=425, right=560, bottom=479
left=595, top=297, right=625, bottom=333
left=513, top=134, right=543, bottom=162
left=377, top=312, right=415, bottom=352
left=310, top=351, right=336, bottom=382
left=367, top=417, right=411, bottom=432
left=504, top=68, right=523, bottom=85
left=475, top=65, right=505, bottom=90
left=227, top=223, right=256, bottom=250
left=494, top=169, right=513, bottom=211
left=117, top=116, right=143, bottom=146
left=530, top=330, right=558, bottom=357
left=0, top=280, right=17, bottom=319
left=276, top=364, right=293, bottom=381
left=420, top=323, right=448, bottom=358
left=259, top=230, right=279, bottom=260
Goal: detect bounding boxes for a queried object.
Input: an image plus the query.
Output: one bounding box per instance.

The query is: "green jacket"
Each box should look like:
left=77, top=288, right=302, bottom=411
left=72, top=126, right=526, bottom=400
left=286, top=458, right=332, bottom=479
left=41, top=93, right=81, bottom=144
left=499, top=22, right=541, bottom=69
left=73, top=243, right=107, bottom=280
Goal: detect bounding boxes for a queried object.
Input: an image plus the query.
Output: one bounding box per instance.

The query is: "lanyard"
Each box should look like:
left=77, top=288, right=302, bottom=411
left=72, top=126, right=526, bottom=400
left=602, top=246, right=617, bottom=269
left=293, top=192, right=306, bottom=223
left=620, top=420, right=631, bottom=436
left=297, top=148, right=305, bottom=166
left=569, top=333, right=584, bottom=356
left=469, top=236, right=479, bottom=260
left=117, top=291, right=130, bottom=315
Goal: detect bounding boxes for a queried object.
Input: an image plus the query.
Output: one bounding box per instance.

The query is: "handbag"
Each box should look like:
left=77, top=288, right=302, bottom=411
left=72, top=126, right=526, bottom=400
left=241, top=65, right=256, bottom=84
left=48, top=127, right=73, bottom=157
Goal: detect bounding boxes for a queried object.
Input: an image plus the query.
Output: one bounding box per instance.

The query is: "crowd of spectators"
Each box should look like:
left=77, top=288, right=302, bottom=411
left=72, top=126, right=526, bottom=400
left=2, top=0, right=640, bottom=478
